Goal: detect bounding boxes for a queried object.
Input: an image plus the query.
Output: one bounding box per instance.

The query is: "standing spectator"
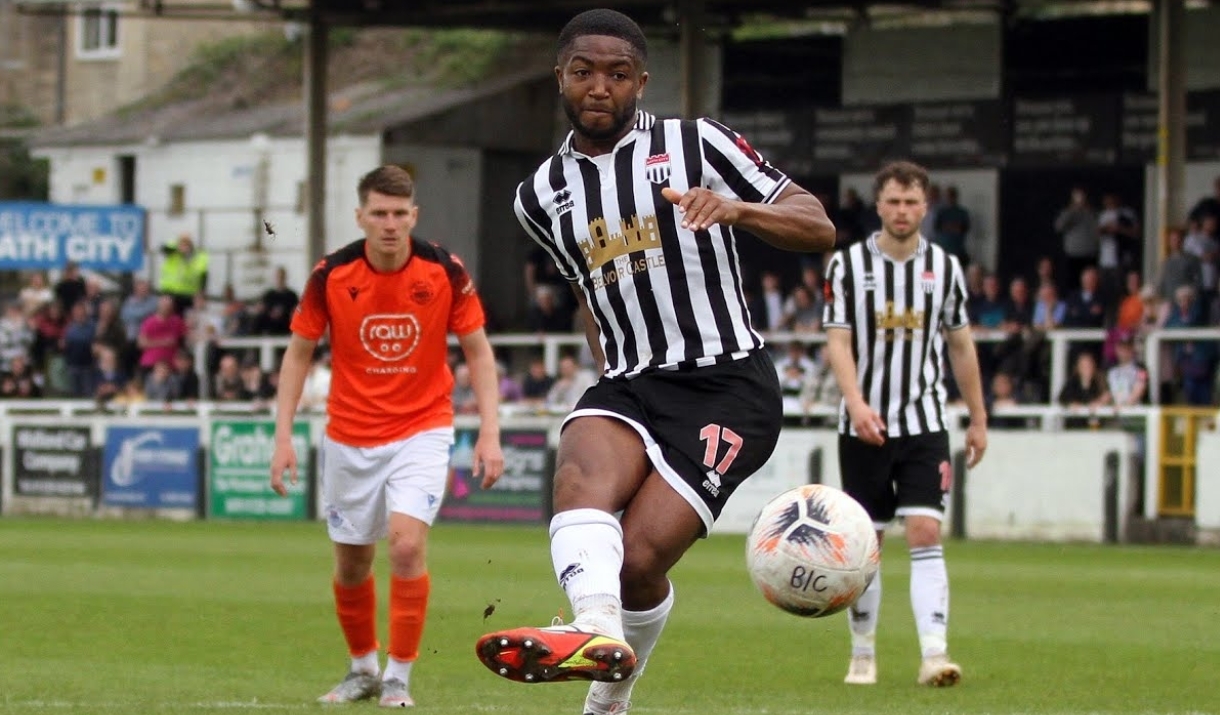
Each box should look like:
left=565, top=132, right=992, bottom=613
left=933, top=185, right=971, bottom=267
left=837, top=187, right=868, bottom=245
left=31, top=302, right=66, bottom=382
left=7, top=354, right=42, bottom=398
left=18, top=272, right=53, bottom=318
left=524, top=244, right=571, bottom=317
left=1096, top=192, right=1140, bottom=302
left=119, top=277, right=159, bottom=373
left=221, top=283, right=253, bottom=337
left=1165, top=285, right=1215, bottom=405
left=158, top=233, right=209, bottom=315
left=80, top=277, right=105, bottom=319
left=0, top=301, right=34, bottom=372
left=92, top=298, right=127, bottom=358
left=1054, top=187, right=1099, bottom=291
left=519, top=357, right=554, bottom=406
left=1114, top=271, right=1147, bottom=333
left=54, top=262, right=87, bottom=313
left=1188, top=175, right=1220, bottom=225
left=256, top=266, right=299, bottom=335
left=749, top=270, right=786, bottom=333
left=527, top=285, right=575, bottom=333
left=1158, top=226, right=1202, bottom=303
left=60, top=301, right=97, bottom=398
left=1034, top=255, right=1059, bottom=294
left=1183, top=214, right=1219, bottom=321
left=782, top=285, right=822, bottom=333
left=137, top=295, right=188, bottom=375
left=919, top=182, right=943, bottom=239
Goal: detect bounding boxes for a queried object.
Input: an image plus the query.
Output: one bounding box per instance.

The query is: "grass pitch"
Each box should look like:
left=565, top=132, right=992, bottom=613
left=0, top=518, right=1217, bottom=715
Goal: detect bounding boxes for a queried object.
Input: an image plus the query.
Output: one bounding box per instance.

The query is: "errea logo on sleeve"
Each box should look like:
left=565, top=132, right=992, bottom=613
left=359, top=314, right=420, bottom=362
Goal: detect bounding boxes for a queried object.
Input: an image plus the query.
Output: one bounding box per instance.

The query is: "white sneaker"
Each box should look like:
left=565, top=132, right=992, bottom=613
left=378, top=678, right=414, bottom=708
left=318, top=671, right=380, bottom=703
left=844, top=654, right=877, bottom=685
left=917, top=654, right=962, bottom=687
left=583, top=691, right=631, bottom=714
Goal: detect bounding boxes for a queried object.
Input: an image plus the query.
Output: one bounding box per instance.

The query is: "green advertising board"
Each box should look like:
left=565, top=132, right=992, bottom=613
left=209, top=420, right=311, bottom=520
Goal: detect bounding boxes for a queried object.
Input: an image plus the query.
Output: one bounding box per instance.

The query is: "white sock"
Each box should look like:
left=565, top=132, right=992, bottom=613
left=587, top=582, right=674, bottom=707
left=909, top=545, right=949, bottom=657
left=382, top=657, right=412, bottom=685
left=549, top=508, right=624, bottom=640
left=848, top=567, right=881, bottom=657
left=350, top=650, right=380, bottom=676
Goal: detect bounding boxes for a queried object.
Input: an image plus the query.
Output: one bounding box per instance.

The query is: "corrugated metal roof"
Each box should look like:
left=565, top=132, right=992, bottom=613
left=28, top=67, right=552, bottom=147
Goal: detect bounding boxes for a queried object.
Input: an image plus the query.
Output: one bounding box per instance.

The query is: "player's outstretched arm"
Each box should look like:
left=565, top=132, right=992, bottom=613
left=270, top=334, right=316, bottom=496
left=458, top=328, right=505, bottom=489
left=659, top=184, right=836, bottom=253
left=945, top=325, right=988, bottom=468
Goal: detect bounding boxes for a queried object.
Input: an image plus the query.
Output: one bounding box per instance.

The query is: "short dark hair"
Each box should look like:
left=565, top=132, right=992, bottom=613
left=872, top=160, right=930, bottom=200
left=357, top=165, right=415, bottom=204
left=557, top=8, right=648, bottom=63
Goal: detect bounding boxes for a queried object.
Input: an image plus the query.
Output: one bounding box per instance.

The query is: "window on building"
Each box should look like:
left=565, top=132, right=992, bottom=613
left=169, top=184, right=186, bottom=216
left=77, top=4, right=120, bottom=60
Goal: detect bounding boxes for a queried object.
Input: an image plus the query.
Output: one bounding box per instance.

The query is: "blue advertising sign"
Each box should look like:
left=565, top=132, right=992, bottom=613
left=0, top=201, right=145, bottom=271
left=102, top=426, right=199, bottom=509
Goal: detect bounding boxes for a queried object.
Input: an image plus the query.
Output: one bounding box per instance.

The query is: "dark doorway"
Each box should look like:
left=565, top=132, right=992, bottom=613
left=997, top=167, right=1145, bottom=288
left=117, top=154, right=136, bottom=204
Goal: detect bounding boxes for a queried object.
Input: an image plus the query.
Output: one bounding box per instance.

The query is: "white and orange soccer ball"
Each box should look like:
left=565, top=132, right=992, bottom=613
left=745, top=484, right=880, bottom=618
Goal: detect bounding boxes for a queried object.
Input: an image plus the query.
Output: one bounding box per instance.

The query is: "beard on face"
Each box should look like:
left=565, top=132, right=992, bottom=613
left=563, top=97, right=637, bottom=142
left=885, top=221, right=920, bottom=242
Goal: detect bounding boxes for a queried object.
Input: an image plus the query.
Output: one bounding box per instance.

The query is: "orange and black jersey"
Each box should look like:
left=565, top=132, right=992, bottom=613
left=291, top=237, right=485, bottom=446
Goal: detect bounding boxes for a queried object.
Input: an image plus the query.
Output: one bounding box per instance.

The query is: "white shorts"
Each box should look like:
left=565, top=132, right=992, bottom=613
left=319, top=427, right=455, bottom=544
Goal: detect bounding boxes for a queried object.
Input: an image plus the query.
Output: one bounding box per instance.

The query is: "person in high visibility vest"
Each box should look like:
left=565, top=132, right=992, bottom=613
left=158, top=233, right=209, bottom=314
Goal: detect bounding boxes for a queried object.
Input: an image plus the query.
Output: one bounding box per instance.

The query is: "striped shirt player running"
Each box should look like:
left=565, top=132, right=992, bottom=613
left=822, top=160, right=988, bottom=688
left=475, top=8, right=836, bottom=715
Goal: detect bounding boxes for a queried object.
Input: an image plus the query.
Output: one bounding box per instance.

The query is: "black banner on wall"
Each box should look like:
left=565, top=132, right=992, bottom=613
left=1010, top=95, right=1120, bottom=166
left=908, top=100, right=1007, bottom=168
left=721, top=109, right=813, bottom=177
left=810, top=104, right=908, bottom=172
left=1187, top=89, right=1220, bottom=161
left=12, top=425, right=97, bottom=499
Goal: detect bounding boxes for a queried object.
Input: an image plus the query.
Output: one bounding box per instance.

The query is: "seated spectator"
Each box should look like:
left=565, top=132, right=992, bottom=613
left=520, top=358, right=555, bottom=406
left=546, top=354, right=596, bottom=412
left=1031, top=282, right=1066, bottom=331
left=497, top=361, right=524, bottom=403
left=968, top=272, right=1007, bottom=329
left=213, top=353, right=246, bottom=401
left=1058, top=351, right=1110, bottom=409
left=221, top=284, right=253, bottom=337
left=299, top=349, right=331, bottom=412
left=452, top=363, right=479, bottom=415
left=240, top=358, right=275, bottom=408
left=782, top=286, right=822, bottom=333
left=93, top=345, right=127, bottom=404
left=774, top=341, right=815, bottom=396
left=1062, top=266, right=1108, bottom=329
left=1114, top=271, right=1147, bottom=333
left=171, top=349, right=201, bottom=402
left=1165, top=285, right=1216, bottom=405
left=6, top=354, right=42, bottom=398
left=143, top=359, right=178, bottom=404
left=1107, top=338, right=1149, bottom=407
left=110, top=375, right=147, bottom=409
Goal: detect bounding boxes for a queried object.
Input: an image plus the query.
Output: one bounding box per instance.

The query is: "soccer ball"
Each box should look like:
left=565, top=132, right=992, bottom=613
left=745, top=484, right=880, bottom=618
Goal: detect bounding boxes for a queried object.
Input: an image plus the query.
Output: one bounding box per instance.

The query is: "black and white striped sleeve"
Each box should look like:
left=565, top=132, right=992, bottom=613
left=698, top=118, right=792, bottom=205
left=942, top=254, right=970, bottom=330
left=822, top=251, right=851, bottom=329
left=514, top=178, right=576, bottom=283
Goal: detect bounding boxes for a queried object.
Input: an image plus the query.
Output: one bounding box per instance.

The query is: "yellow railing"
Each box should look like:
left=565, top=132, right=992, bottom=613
left=1157, top=407, right=1218, bottom=517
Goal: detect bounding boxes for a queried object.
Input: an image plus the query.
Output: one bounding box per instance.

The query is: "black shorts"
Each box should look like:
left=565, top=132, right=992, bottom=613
left=569, top=350, right=782, bottom=534
left=837, top=431, right=952, bottom=525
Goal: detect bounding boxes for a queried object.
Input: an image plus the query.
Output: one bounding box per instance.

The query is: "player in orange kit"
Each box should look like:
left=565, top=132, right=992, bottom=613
left=270, top=164, right=504, bottom=708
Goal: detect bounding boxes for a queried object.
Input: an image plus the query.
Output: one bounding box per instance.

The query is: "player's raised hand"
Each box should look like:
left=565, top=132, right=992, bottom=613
left=660, top=186, right=741, bottom=232
left=269, top=441, right=298, bottom=497
left=473, top=434, right=505, bottom=490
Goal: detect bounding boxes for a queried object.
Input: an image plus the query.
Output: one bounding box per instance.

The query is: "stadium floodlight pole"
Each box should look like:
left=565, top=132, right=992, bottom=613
left=304, top=5, right=329, bottom=264
left=1153, top=0, right=1186, bottom=274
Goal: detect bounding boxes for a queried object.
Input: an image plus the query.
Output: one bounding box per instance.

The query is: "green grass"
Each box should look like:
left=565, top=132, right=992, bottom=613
left=1, top=519, right=1218, bottom=714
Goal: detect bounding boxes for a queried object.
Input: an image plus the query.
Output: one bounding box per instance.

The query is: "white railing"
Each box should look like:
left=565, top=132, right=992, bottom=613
left=195, top=326, right=1217, bottom=404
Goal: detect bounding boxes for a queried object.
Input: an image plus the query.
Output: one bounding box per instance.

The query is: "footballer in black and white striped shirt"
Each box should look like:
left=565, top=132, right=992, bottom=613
left=478, top=8, right=837, bottom=705
left=822, top=160, right=987, bottom=689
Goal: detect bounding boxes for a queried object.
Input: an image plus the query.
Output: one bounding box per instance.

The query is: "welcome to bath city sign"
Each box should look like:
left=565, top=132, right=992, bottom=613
left=0, top=202, right=145, bottom=271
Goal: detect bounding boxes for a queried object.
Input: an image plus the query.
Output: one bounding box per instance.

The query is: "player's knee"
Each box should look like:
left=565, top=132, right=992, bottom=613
left=386, top=536, right=426, bottom=573
left=904, top=517, right=942, bottom=547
